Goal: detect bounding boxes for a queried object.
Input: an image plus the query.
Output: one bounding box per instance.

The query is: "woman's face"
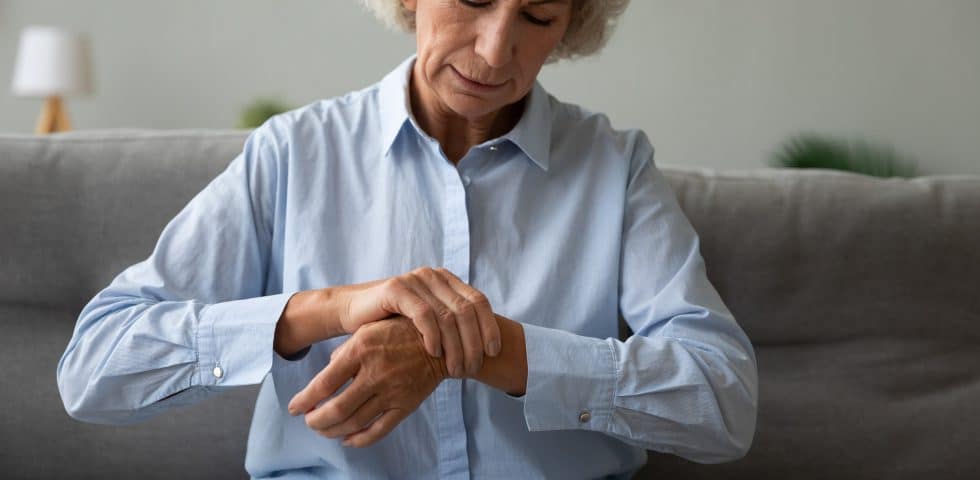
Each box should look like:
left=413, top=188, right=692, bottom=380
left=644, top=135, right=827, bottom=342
left=403, top=0, right=572, bottom=119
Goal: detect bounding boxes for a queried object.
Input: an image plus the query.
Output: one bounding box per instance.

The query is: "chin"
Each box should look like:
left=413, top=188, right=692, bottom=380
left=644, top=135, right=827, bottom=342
left=443, top=91, right=508, bottom=119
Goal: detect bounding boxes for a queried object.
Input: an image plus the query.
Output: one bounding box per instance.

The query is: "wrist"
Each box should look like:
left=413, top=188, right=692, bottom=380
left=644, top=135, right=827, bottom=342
left=317, top=286, right=351, bottom=337
left=471, top=314, right=527, bottom=396
left=273, top=288, right=344, bottom=357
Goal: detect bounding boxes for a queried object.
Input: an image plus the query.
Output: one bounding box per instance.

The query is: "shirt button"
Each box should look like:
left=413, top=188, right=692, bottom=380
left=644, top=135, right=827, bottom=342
left=212, top=366, right=224, bottom=379
left=462, top=175, right=471, bottom=186
left=488, top=145, right=498, bottom=152
left=578, top=410, right=592, bottom=423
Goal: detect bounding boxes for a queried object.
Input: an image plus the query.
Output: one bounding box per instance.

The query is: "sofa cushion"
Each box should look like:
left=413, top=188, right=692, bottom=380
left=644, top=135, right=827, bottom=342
left=0, top=303, right=259, bottom=479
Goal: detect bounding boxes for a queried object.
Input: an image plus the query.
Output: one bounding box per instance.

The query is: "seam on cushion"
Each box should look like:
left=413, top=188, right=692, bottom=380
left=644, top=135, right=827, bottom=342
left=0, top=131, right=251, bottom=144
left=661, top=168, right=980, bottom=185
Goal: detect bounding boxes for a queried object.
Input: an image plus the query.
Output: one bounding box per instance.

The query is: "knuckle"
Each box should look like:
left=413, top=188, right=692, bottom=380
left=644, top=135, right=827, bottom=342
left=436, top=267, right=457, bottom=280
left=352, top=412, right=372, bottom=428
left=305, top=413, right=321, bottom=430
left=380, top=413, right=399, bottom=432
left=314, top=375, right=332, bottom=392
left=348, top=334, right=368, bottom=353
left=471, top=292, right=491, bottom=310
left=321, top=404, right=342, bottom=422
left=415, top=302, right=432, bottom=317
left=331, top=342, right=348, bottom=360
left=450, top=296, right=471, bottom=314
left=436, top=307, right=455, bottom=325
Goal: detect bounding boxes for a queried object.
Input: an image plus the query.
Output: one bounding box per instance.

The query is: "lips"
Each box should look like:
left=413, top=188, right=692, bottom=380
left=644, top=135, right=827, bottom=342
left=451, top=66, right=506, bottom=89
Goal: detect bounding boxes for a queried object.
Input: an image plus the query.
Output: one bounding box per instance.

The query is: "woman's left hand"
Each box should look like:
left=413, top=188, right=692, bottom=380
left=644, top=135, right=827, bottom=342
left=288, top=317, right=448, bottom=447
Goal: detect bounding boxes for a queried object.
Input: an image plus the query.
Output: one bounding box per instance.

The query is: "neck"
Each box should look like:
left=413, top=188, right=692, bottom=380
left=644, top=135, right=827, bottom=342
left=408, top=61, right=524, bottom=165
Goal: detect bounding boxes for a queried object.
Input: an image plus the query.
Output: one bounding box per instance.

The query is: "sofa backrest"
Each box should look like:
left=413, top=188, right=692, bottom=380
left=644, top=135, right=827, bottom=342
left=1, top=130, right=257, bottom=479
left=1, top=130, right=978, bottom=479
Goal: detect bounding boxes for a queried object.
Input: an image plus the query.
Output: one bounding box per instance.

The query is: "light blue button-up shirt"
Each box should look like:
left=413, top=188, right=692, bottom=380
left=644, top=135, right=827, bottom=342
left=58, top=54, right=757, bottom=479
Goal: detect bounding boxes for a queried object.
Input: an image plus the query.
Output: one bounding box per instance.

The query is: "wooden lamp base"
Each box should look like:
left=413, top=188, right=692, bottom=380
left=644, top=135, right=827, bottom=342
left=35, top=95, right=73, bottom=135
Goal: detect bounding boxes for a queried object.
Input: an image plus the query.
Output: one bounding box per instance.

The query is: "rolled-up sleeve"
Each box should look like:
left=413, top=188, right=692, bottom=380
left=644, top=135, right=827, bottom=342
left=56, top=121, right=299, bottom=425
left=516, top=140, right=758, bottom=464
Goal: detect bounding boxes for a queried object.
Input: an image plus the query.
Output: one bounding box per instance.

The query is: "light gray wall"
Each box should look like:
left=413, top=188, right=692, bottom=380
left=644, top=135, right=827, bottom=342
left=2, top=0, right=978, bottom=174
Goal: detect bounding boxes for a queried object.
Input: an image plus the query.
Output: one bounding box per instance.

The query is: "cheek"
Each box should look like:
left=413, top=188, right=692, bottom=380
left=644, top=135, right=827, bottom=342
left=418, top=4, right=472, bottom=48
left=533, top=25, right=567, bottom=53
left=516, top=30, right=563, bottom=70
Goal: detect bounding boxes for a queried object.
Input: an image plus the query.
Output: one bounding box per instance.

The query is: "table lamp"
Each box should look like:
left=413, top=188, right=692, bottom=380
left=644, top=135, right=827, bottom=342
left=11, top=26, right=93, bottom=134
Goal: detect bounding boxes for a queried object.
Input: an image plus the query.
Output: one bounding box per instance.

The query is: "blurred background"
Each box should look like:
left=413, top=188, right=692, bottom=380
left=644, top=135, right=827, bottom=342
left=1, top=0, right=978, bottom=174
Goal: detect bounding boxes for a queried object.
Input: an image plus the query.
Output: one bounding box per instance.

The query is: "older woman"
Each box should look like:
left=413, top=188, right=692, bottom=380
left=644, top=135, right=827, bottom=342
left=58, top=0, right=757, bottom=478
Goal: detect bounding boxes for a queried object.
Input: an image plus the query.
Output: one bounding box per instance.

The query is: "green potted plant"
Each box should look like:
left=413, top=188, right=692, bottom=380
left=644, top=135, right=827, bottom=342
left=769, top=133, right=918, bottom=178
left=237, top=97, right=293, bottom=129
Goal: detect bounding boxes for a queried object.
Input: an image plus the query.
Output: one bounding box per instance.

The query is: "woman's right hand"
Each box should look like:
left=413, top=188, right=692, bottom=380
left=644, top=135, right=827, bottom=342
left=336, top=267, right=502, bottom=378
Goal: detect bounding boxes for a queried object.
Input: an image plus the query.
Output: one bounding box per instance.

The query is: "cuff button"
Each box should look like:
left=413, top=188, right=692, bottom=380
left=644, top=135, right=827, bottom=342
left=578, top=410, right=592, bottom=423
left=212, top=366, right=224, bottom=379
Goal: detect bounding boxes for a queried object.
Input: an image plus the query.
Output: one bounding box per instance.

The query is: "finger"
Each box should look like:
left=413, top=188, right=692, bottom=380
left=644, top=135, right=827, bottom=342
left=304, top=380, right=374, bottom=431
left=288, top=348, right=359, bottom=416
left=402, top=275, right=464, bottom=377
left=330, top=335, right=354, bottom=363
left=318, top=394, right=385, bottom=439
left=365, top=277, right=442, bottom=357
left=422, top=269, right=483, bottom=376
left=343, top=408, right=410, bottom=448
left=438, top=267, right=500, bottom=357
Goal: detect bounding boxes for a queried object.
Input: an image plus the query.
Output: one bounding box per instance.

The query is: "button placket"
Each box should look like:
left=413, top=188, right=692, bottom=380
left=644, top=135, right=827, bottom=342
left=433, top=148, right=473, bottom=479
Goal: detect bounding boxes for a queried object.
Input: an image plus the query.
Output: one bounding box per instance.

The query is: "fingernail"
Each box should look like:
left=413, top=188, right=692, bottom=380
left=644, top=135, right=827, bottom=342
left=488, top=340, right=501, bottom=356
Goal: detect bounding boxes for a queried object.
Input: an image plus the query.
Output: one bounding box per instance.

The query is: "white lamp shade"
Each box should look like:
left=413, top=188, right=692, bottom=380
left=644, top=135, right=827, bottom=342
left=11, top=26, right=93, bottom=98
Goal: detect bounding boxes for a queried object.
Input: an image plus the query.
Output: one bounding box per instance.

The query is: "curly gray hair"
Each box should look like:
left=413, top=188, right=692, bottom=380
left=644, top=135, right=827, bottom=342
left=359, top=0, right=630, bottom=63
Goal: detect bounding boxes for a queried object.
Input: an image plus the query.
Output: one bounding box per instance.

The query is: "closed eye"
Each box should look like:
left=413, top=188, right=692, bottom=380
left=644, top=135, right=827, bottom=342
left=458, top=0, right=555, bottom=27
left=522, top=12, right=552, bottom=26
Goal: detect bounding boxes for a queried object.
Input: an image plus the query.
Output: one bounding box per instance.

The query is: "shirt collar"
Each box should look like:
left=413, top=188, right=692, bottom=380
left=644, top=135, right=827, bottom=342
left=378, top=54, right=416, bottom=158
left=378, top=54, right=552, bottom=172
left=500, top=79, right=552, bottom=172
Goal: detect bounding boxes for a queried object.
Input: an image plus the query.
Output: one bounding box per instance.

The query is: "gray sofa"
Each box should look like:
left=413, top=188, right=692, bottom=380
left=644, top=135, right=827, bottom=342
left=1, top=129, right=978, bottom=479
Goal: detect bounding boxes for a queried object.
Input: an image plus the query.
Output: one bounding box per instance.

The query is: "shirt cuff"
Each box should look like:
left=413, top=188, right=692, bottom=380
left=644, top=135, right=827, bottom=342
left=196, top=291, right=298, bottom=388
left=515, top=322, right=619, bottom=433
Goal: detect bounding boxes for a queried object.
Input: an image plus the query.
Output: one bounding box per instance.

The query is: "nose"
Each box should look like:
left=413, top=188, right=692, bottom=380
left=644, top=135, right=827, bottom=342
left=474, top=9, right=517, bottom=69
